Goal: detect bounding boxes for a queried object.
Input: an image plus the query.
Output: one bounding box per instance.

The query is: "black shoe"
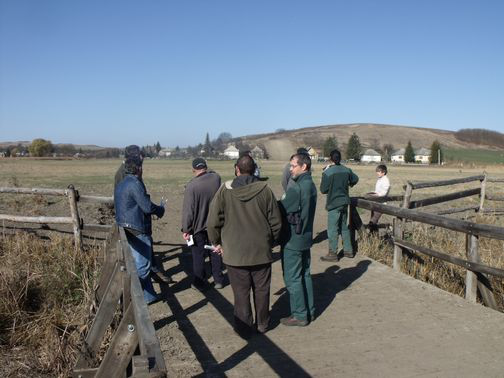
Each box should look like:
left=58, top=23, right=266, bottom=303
left=320, top=252, right=340, bottom=262
left=280, top=316, right=308, bottom=327
left=152, top=271, right=175, bottom=284
left=214, top=282, right=224, bottom=290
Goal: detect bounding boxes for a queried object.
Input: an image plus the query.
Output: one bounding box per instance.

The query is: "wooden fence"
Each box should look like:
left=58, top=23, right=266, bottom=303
left=73, top=225, right=166, bottom=378
left=353, top=173, right=504, bottom=311
left=0, top=186, right=114, bottom=249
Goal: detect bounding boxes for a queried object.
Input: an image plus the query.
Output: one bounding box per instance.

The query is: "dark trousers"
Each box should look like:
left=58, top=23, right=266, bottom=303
left=192, top=231, right=224, bottom=285
left=226, top=264, right=271, bottom=331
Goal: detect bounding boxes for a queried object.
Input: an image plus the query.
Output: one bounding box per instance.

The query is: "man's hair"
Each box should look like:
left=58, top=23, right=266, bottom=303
left=376, top=164, right=388, bottom=174
left=291, top=153, right=312, bottom=171
left=235, top=155, right=255, bottom=175
left=124, top=156, right=142, bottom=175
left=330, top=149, right=341, bottom=164
left=125, top=145, right=145, bottom=159
left=296, top=147, right=309, bottom=156
left=239, top=150, right=252, bottom=158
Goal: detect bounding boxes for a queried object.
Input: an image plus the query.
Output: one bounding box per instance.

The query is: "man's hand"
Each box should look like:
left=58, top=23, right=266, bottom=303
left=213, top=244, right=223, bottom=256
left=182, top=232, right=191, bottom=241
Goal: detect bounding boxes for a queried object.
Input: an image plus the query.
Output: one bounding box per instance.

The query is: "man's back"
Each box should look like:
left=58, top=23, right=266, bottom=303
left=207, top=177, right=282, bottom=267
left=182, top=171, right=221, bottom=235
left=320, top=164, right=359, bottom=210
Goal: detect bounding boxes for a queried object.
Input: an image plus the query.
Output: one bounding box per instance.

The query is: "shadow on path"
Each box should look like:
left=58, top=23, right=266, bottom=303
left=155, top=247, right=312, bottom=377
left=270, top=260, right=372, bottom=328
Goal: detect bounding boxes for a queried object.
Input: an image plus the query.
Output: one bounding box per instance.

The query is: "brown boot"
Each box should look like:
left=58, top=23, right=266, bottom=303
left=320, top=250, right=340, bottom=262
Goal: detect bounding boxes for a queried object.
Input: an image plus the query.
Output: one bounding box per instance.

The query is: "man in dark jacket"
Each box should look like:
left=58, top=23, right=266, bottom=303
left=115, top=156, right=166, bottom=304
left=281, top=147, right=310, bottom=192
left=207, top=155, right=282, bottom=337
left=181, top=158, right=224, bottom=290
left=320, top=149, right=359, bottom=261
left=279, top=153, right=317, bottom=326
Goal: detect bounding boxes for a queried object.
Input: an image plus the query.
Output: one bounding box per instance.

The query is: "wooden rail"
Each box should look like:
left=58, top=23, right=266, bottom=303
left=353, top=196, right=503, bottom=310
left=0, top=186, right=113, bottom=249
left=73, top=225, right=166, bottom=377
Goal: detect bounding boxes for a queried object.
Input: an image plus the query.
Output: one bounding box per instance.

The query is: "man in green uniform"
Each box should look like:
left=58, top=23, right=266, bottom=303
left=279, top=153, right=317, bottom=326
left=320, top=149, right=359, bottom=261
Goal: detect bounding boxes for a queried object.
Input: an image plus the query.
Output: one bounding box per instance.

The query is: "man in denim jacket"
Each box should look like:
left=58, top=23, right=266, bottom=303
left=115, top=156, right=166, bottom=304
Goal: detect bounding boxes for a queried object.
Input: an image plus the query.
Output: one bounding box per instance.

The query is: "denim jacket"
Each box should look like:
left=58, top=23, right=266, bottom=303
left=114, top=175, right=165, bottom=235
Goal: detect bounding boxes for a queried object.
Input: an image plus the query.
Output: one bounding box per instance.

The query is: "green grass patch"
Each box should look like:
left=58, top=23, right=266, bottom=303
left=444, top=148, right=504, bottom=164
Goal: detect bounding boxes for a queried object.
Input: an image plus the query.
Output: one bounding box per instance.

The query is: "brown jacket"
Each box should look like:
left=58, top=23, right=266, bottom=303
left=207, top=177, right=282, bottom=267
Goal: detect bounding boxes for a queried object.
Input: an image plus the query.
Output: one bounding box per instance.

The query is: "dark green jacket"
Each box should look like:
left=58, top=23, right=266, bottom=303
left=280, top=172, right=317, bottom=251
left=320, top=164, right=359, bottom=210
left=207, top=178, right=282, bottom=267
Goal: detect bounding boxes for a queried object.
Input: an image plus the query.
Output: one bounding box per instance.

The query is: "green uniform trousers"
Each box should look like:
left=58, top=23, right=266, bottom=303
left=282, top=247, right=315, bottom=321
left=327, top=206, right=353, bottom=253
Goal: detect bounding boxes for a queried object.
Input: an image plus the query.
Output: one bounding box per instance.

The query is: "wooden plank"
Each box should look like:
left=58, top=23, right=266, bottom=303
left=119, top=227, right=167, bottom=374
left=409, top=188, right=480, bottom=209
left=72, top=367, right=98, bottom=378
left=79, top=195, right=114, bottom=204
left=476, top=273, right=499, bottom=310
left=465, top=234, right=478, bottom=303
left=0, top=214, right=73, bottom=224
left=362, top=195, right=404, bottom=203
left=409, top=175, right=485, bottom=190
left=479, top=173, right=487, bottom=211
left=76, top=263, right=123, bottom=368
left=402, top=183, right=413, bottom=209
left=436, top=206, right=480, bottom=215
left=96, top=227, right=119, bottom=302
left=0, top=186, right=67, bottom=196
left=393, top=238, right=504, bottom=278
left=393, top=218, right=403, bottom=272
left=486, top=177, right=504, bottom=183
left=485, top=194, right=504, bottom=202
left=352, top=198, right=504, bottom=241
left=67, top=185, right=83, bottom=250
left=82, top=223, right=113, bottom=232
left=96, top=304, right=138, bottom=378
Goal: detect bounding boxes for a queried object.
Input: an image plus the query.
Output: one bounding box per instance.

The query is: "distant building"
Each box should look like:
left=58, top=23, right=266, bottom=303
left=306, top=146, right=319, bottom=161
left=415, top=148, right=431, bottom=164
left=0, top=152, right=6, bottom=158
left=158, top=148, right=174, bottom=157
left=361, top=149, right=382, bottom=163
left=223, top=145, right=240, bottom=159
left=391, top=148, right=405, bottom=163
left=251, top=146, right=265, bottom=159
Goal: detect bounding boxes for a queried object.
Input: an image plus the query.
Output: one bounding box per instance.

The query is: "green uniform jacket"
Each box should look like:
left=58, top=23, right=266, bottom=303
left=320, top=164, right=359, bottom=210
left=207, top=180, right=282, bottom=267
left=280, top=172, right=317, bottom=251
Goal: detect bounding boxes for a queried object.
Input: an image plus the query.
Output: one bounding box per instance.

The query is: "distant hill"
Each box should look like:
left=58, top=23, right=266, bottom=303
left=237, top=123, right=502, bottom=160
left=0, top=141, right=106, bottom=151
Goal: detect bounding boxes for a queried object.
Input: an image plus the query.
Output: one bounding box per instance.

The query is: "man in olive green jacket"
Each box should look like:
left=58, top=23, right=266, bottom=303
left=279, top=153, right=317, bottom=327
left=207, top=155, right=282, bottom=337
left=320, top=149, right=359, bottom=261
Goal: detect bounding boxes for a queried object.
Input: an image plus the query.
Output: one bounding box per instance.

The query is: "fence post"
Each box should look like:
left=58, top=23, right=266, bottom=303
left=465, top=234, right=479, bottom=302
left=479, top=172, right=487, bottom=212
left=402, top=182, right=413, bottom=210
left=393, top=217, right=403, bottom=271
left=67, top=185, right=82, bottom=250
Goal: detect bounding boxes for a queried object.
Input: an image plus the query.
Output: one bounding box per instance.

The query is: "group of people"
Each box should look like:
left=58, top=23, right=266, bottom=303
left=114, top=144, right=390, bottom=338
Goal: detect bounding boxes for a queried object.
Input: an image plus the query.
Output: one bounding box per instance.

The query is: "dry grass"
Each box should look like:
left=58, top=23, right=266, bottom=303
left=0, top=232, right=102, bottom=377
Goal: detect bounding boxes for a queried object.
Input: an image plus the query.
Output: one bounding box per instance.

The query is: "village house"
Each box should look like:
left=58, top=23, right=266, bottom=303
left=361, top=149, right=382, bottom=163
left=415, top=148, right=431, bottom=164
left=158, top=148, right=174, bottom=157
left=251, top=145, right=265, bottom=159
left=306, top=146, right=319, bottom=161
left=223, top=144, right=240, bottom=159
left=391, top=148, right=405, bottom=163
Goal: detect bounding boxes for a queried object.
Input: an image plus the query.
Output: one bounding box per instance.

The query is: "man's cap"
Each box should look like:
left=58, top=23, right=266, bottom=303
left=125, top=145, right=145, bottom=158
left=192, top=157, right=207, bottom=170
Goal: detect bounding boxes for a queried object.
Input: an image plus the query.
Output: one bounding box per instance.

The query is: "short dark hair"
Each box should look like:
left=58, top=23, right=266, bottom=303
left=125, top=145, right=145, bottom=159
left=291, top=153, right=311, bottom=171
left=376, top=164, right=388, bottom=174
left=236, top=155, right=255, bottom=175
left=296, top=147, right=309, bottom=155
left=124, top=156, right=142, bottom=175
left=330, top=149, right=341, bottom=164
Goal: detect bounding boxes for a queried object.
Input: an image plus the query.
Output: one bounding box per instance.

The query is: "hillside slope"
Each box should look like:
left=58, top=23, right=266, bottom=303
left=239, top=123, right=495, bottom=160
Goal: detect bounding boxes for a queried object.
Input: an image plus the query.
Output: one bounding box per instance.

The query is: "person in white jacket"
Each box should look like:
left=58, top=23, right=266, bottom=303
left=367, top=164, right=390, bottom=231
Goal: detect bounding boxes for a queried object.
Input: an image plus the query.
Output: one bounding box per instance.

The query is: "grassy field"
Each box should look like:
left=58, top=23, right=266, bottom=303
left=444, top=148, right=504, bottom=164
left=1, top=158, right=504, bottom=376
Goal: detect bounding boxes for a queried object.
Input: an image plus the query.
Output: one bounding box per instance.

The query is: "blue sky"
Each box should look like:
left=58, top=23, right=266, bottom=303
left=0, top=0, right=503, bottom=148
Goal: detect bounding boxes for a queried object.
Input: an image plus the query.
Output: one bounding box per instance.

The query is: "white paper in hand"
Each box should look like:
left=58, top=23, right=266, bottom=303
left=186, top=235, right=194, bottom=246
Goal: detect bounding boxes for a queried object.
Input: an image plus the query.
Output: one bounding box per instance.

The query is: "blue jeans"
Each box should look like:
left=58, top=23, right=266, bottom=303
left=125, top=232, right=158, bottom=303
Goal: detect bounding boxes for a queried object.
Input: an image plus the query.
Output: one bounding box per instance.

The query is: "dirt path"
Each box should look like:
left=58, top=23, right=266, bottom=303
left=149, top=221, right=504, bottom=377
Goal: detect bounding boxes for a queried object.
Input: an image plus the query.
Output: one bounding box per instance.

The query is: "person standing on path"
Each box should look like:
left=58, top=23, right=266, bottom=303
left=114, top=144, right=172, bottom=283
left=320, top=149, right=359, bottom=262
left=114, top=155, right=167, bottom=304
left=279, top=153, right=317, bottom=327
left=181, top=158, right=224, bottom=290
left=207, top=155, right=282, bottom=338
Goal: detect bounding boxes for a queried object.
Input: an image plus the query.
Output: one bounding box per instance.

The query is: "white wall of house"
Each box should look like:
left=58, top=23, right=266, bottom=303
left=361, top=155, right=381, bottom=163
left=391, top=155, right=404, bottom=163
left=415, top=154, right=430, bottom=164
